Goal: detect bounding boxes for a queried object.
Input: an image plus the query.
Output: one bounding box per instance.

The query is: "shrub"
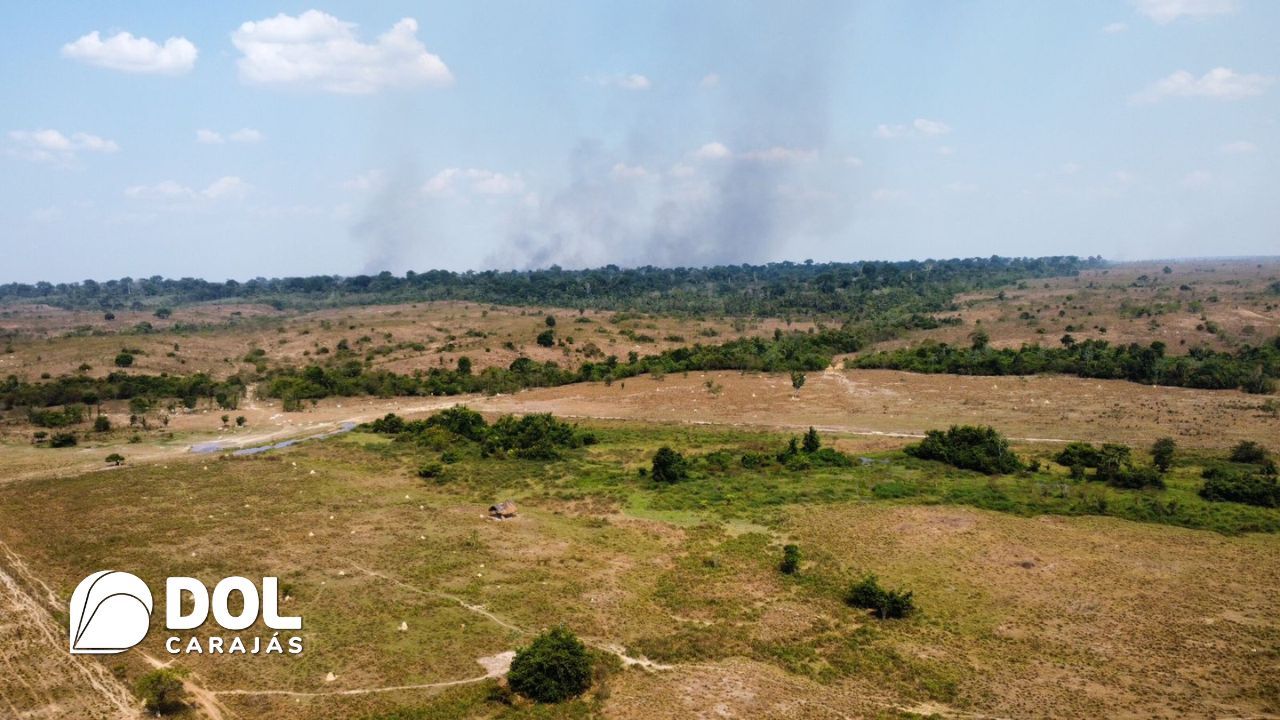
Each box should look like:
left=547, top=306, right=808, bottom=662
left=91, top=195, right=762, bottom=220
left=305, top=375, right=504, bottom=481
left=427, top=406, right=489, bottom=442
left=1109, top=465, right=1165, bottom=490
left=507, top=627, right=592, bottom=703
left=905, top=425, right=1023, bottom=475
left=536, top=329, right=555, bottom=347
left=114, top=352, right=134, bottom=368
left=651, top=447, right=688, bottom=484
left=1151, top=437, right=1176, bottom=472
left=417, top=462, right=444, bottom=479
left=94, top=415, right=111, bottom=432
left=846, top=574, right=915, bottom=619
left=780, top=544, right=801, bottom=575
left=1200, top=467, right=1280, bottom=507
left=49, top=432, right=77, bottom=448
left=802, top=426, right=821, bottom=453
left=134, top=668, right=187, bottom=714
left=1230, top=441, right=1269, bottom=465
left=1055, top=442, right=1101, bottom=469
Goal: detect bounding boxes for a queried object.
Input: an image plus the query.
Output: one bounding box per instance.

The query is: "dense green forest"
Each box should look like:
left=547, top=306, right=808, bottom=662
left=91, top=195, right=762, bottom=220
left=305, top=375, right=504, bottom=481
left=849, top=337, right=1280, bottom=393
left=0, top=256, right=1099, bottom=316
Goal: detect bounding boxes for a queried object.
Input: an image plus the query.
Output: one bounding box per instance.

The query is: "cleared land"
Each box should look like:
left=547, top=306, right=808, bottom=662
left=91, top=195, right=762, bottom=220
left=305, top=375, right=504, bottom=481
left=1, top=258, right=1278, bottom=719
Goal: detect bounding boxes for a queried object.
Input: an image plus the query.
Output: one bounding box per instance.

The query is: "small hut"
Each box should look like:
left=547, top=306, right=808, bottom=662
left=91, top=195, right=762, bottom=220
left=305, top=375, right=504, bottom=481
left=489, top=500, right=518, bottom=519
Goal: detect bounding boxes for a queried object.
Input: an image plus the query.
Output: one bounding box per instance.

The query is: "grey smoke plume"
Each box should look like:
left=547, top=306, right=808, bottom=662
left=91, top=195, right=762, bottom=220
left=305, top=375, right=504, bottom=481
left=352, top=158, right=428, bottom=274
left=493, top=4, right=853, bottom=269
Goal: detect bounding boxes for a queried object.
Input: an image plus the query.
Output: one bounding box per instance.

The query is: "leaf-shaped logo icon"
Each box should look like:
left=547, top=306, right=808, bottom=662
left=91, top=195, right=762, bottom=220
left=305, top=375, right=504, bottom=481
left=69, top=571, right=153, bottom=654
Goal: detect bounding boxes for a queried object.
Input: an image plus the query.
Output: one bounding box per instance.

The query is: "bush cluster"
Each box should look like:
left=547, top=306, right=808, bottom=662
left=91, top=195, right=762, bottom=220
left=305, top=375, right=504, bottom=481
left=905, top=425, right=1023, bottom=475
left=845, top=575, right=916, bottom=619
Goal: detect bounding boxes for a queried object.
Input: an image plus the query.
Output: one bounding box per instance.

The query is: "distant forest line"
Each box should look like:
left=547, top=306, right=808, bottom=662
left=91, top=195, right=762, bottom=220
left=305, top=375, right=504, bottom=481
left=0, top=255, right=1101, bottom=317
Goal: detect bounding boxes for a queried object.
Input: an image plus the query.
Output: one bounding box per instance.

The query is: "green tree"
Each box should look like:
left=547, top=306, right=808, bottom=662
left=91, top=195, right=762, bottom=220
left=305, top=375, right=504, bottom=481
left=1230, top=441, right=1269, bottom=465
left=545, top=314, right=557, bottom=327
left=235, top=415, right=246, bottom=427
left=536, top=329, right=555, bottom=347
left=780, top=544, right=801, bottom=575
left=969, top=327, right=990, bottom=350
left=1152, top=437, right=1176, bottom=473
left=105, top=453, right=125, bottom=466
left=134, top=668, right=187, bottom=714
left=651, top=446, right=688, bottom=484
left=114, top=352, right=134, bottom=368
left=93, top=415, right=111, bottom=432
left=791, top=370, right=806, bottom=392
left=456, top=356, right=473, bottom=375
left=846, top=574, right=915, bottom=619
left=802, top=426, right=821, bottom=453
left=49, top=432, right=77, bottom=448
left=507, top=627, right=592, bottom=703
left=153, top=307, right=172, bottom=319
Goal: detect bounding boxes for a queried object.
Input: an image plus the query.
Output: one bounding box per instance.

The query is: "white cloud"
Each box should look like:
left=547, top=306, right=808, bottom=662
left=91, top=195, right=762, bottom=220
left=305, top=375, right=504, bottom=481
left=913, top=118, right=951, bottom=136
left=610, top=163, right=648, bottom=180
left=197, top=128, right=264, bottom=144
left=694, top=141, right=731, bottom=160
left=229, top=128, right=264, bottom=143
left=589, top=73, right=652, bottom=90
left=936, top=145, right=956, bottom=156
left=125, top=176, right=249, bottom=201
left=870, top=188, right=905, bottom=202
left=668, top=162, right=696, bottom=178
left=1132, top=68, right=1271, bottom=103
left=1181, top=169, right=1213, bottom=188
left=232, top=10, right=452, bottom=94
left=874, top=124, right=908, bottom=139
left=342, top=169, right=386, bottom=191
left=1133, top=0, right=1236, bottom=24
left=876, top=118, right=951, bottom=139
left=202, top=176, right=250, bottom=199
left=62, top=30, right=197, bottom=75
left=7, top=129, right=119, bottom=162
left=699, top=73, right=720, bottom=88
left=1220, top=140, right=1257, bottom=154
left=1101, top=22, right=1129, bottom=33
left=740, top=146, right=816, bottom=162
left=844, top=156, right=864, bottom=167
left=423, top=168, right=525, bottom=198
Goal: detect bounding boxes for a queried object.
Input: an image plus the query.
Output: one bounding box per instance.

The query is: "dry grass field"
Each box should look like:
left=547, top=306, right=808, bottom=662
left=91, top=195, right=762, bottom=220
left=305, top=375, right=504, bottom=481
left=1, top=423, right=1278, bottom=719
left=1, top=259, right=1278, bottom=719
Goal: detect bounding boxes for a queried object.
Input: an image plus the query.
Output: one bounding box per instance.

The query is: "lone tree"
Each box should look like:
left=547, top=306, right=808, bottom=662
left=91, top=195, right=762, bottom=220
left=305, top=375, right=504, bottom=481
left=105, top=453, right=125, bottom=466
left=969, top=327, right=990, bottom=351
left=114, top=352, right=134, bottom=368
left=134, top=667, right=187, bottom=714
left=1151, top=437, right=1176, bottom=473
left=846, top=574, right=915, bottom=619
left=780, top=544, right=801, bottom=575
left=545, top=314, right=557, bottom=328
left=651, top=446, right=688, bottom=484
left=507, top=627, right=592, bottom=703
left=791, top=371, right=806, bottom=393
left=802, top=427, right=821, bottom=453
left=94, top=415, right=111, bottom=432
left=536, top=329, right=555, bottom=347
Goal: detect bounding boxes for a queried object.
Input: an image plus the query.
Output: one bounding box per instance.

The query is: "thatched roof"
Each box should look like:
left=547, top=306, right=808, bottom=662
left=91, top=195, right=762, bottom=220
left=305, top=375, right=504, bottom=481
left=489, top=500, right=517, bottom=518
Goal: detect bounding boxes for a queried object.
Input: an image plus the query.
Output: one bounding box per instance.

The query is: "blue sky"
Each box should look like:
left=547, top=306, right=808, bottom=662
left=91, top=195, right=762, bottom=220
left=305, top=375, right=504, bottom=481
left=2, top=0, right=1276, bottom=283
